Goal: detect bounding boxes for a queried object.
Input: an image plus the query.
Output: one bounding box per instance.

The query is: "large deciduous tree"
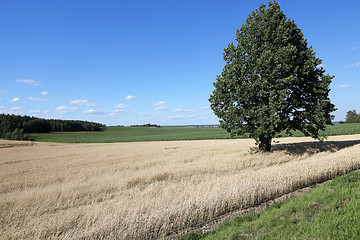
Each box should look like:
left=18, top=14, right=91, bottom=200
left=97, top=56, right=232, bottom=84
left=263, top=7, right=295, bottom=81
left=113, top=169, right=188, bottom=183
left=209, top=1, right=336, bottom=151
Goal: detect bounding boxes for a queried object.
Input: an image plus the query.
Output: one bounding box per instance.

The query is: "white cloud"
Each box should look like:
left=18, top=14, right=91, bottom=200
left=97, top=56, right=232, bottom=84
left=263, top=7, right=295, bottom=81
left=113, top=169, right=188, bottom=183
left=107, top=108, right=128, bottom=117
left=200, top=106, right=211, bottom=110
left=9, top=107, right=23, bottom=114
left=28, top=96, right=47, bottom=101
left=0, top=106, right=24, bottom=115
left=16, top=79, right=41, bottom=86
left=345, top=62, right=360, bottom=68
left=43, top=110, right=50, bottom=117
left=155, top=106, right=167, bottom=110
left=0, top=90, right=8, bottom=93
left=115, top=109, right=127, bottom=113
left=114, top=103, right=130, bottom=108
left=29, top=110, right=41, bottom=114
left=56, top=106, right=78, bottom=114
left=0, top=98, right=2, bottom=101
left=152, top=101, right=167, bottom=111
left=153, top=101, right=165, bottom=107
left=172, top=108, right=194, bottom=113
left=338, top=84, right=352, bottom=88
left=125, top=95, right=136, bottom=101
left=29, top=110, right=50, bottom=117
left=84, top=109, right=107, bottom=115
left=41, top=91, right=48, bottom=95
left=70, top=99, right=98, bottom=107
left=351, top=46, right=358, bottom=51
left=11, top=97, right=23, bottom=103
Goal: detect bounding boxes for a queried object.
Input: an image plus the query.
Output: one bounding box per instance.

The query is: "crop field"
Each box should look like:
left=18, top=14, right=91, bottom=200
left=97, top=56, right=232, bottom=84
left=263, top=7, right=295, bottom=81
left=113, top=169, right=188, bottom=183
left=29, top=123, right=360, bottom=143
left=1, top=134, right=360, bottom=239
left=30, top=126, right=233, bottom=143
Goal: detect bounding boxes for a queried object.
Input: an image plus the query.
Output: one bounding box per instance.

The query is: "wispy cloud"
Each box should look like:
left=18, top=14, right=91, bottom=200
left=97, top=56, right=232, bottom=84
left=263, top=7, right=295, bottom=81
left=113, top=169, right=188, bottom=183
left=0, top=106, right=23, bottom=115
left=338, top=84, right=352, bottom=88
left=70, top=99, right=98, bottom=107
left=107, top=108, right=128, bottom=117
left=345, top=62, right=360, bottom=68
left=172, top=108, right=194, bottom=113
left=124, top=95, right=136, bottom=101
left=114, top=109, right=126, bottom=113
left=351, top=46, right=358, bottom=51
left=11, top=97, right=26, bottom=103
left=11, top=97, right=21, bottom=102
left=114, top=103, right=130, bottom=108
left=56, top=106, right=78, bottom=114
left=0, top=98, right=2, bottom=101
left=41, top=91, right=48, bottom=95
left=200, top=106, right=211, bottom=110
left=29, top=110, right=50, bottom=117
left=83, top=109, right=107, bottom=115
left=0, top=90, right=8, bottom=93
left=9, top=107, right=23, bottom=114
left=152, top=101, right=167, bottom=111
left=16, top=79, right=41, bottom=86
left=29, top=109, right=41, bottom=114
left=28, top=96, right=47, bottom=101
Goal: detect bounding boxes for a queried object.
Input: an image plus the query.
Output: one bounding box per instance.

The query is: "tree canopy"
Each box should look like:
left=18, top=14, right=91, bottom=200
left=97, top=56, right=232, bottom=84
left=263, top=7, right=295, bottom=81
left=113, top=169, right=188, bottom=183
left=209, top=1, right=336, bottom=151
left=345, top=110, right=360, bottom=123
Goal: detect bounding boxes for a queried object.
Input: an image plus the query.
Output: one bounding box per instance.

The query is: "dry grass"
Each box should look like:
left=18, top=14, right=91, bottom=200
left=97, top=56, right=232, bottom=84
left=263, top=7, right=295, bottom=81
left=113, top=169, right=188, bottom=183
left=1, top=135, right=360, bottom=239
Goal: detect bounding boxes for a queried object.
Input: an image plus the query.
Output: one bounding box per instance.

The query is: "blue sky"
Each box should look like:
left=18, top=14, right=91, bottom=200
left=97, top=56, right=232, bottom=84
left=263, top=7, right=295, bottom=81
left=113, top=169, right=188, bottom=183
left=1, top=0, right=359, bottom=126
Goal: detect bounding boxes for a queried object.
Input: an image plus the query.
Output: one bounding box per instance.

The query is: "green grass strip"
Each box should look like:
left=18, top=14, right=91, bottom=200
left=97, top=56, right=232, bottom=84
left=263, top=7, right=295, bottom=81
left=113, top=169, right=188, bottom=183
left=181, top=171, right=360, bottom=240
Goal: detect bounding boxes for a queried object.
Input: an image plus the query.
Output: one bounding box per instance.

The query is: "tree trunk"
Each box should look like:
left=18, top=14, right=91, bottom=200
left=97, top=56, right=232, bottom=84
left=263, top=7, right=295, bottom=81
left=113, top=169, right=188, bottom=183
left=259, top=136, right=272, bottom=152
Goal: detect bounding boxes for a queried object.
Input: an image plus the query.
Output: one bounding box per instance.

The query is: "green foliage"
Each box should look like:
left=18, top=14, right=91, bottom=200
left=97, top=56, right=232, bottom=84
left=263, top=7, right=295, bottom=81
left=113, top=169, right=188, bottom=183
left=345, top=110, right=360, bottom=123
left=209, top=1, right=336, bottom=151
left=0, top=114, right=105, bottom=140
left=183, top=171, right=360, bottom=240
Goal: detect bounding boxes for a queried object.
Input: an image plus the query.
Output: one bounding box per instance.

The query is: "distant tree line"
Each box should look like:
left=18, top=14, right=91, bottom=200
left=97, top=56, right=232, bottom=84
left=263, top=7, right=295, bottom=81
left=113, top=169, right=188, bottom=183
left=0, top=114, right=105, bottom=140
left=130, top=123, right=161, bottom=128
left=344, top=110, right=360, bottom=123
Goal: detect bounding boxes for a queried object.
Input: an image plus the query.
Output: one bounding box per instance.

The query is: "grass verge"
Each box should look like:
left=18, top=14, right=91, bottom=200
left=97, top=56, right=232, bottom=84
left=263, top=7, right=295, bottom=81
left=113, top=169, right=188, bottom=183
left=182, top=170, right=360, bottom=240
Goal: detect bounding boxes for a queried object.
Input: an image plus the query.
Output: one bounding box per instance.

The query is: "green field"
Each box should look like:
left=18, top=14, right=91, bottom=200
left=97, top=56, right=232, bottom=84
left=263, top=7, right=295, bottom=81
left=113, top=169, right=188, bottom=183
left=29, top=126, right=234, bottom=143
left=182, top=170, right=360, bottom=240
left=28, top=123, right=360, bottom=143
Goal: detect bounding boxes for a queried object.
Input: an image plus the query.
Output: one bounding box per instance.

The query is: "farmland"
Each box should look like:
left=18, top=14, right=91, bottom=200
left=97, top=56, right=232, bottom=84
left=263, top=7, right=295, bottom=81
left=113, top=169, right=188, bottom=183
left=1, top=134, right=360, bottom=239
left=29, top=123, right=360, bottom=143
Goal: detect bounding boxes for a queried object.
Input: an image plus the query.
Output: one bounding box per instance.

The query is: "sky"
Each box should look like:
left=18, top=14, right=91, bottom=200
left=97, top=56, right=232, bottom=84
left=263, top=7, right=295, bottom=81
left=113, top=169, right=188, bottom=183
left=0, top=0, right=359, bottom=126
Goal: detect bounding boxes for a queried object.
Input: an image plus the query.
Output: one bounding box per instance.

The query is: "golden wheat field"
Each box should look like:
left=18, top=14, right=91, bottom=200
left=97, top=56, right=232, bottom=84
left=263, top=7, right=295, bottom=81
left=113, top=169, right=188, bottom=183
left=1, top=135, right=360, bottom=239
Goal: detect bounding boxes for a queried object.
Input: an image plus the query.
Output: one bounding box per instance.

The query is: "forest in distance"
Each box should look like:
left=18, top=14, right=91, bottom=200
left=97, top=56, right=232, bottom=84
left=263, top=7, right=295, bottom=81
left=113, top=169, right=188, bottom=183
left=0, top=114, right=105, bottom=140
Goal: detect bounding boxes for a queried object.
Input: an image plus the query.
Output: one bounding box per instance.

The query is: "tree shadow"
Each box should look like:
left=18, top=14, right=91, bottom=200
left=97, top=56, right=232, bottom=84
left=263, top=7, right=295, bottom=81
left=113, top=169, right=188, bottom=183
left=272, top=139, right=360, bottom=156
